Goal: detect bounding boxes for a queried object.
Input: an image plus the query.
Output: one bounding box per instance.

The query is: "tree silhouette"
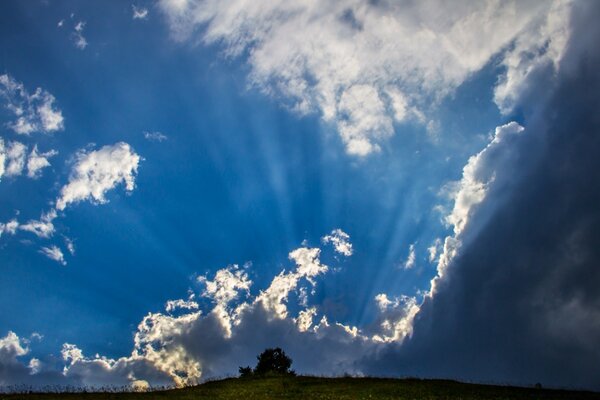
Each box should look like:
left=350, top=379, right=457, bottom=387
left=239, top=347, right=295, bottom=377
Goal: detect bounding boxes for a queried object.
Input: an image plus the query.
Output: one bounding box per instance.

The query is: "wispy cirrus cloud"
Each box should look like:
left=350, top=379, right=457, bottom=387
left=39, top=245, right=66, bottom=266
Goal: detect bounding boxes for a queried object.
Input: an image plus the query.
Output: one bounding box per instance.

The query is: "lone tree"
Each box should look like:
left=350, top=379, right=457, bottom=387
left=239, top=347, right=295, bottom=377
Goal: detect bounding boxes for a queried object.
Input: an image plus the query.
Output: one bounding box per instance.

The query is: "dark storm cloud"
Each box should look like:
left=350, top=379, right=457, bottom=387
left=361, top=1, right=600, bottom=390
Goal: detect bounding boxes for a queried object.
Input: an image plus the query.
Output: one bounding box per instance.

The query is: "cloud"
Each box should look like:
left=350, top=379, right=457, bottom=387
left=0, top=74, right=64, bottom=135
left=0, top=219, right=19, bottom=238
left=427, top=238, right=442, bottom=263
left=72, top=21, right=88, bottom=50
left=1, top=231, right=409, bottom=389
left=158, top=0, right=560, bottom=156
left=165, top=299, right=199, bottom=313
left=0, top=139, right=57, bottom=181
left=19, top=210, right=56, bottom=239
left=494, top=1, right=572, bottom=114
left=359, top=2, right=600, bottom=389
left=143, top=131, right=167, bottom=142
left=132, top=5, right=149, bottom=20
left=56, top=142, right=141, bottom=211
left=0, top=139, right=26, bottom=178
left=27, top=146, right=58, bottom=179
left=321, top=229, right=353, bottom=256
left=38, top=245, right=66, bottom=266
left=64, top=236, right=75, bottom=255
left=371, top=294, right=420, bottom=343
left=401, top=243, right=416, bottom=270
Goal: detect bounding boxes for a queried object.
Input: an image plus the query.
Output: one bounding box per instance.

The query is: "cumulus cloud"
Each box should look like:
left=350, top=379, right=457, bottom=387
left=359, top=2, right=600, bottom=389
left=56, top=142, right=141, bottom=211
left=158, top=0, right=561, bottom=155
left=132, top=5, right=149, bottom=20
left=428, top=121, right=525, bottom=293
left=321, top=229, right=353, bottom=256
left=38, top=245, right=66, bottom=266
left=1, top=231, right=419, bottom=389
left=0, top=74, right=64, bottom=135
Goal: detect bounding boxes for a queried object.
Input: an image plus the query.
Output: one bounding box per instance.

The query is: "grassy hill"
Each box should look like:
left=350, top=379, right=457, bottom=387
left=2, top=376, right=599, bottom=400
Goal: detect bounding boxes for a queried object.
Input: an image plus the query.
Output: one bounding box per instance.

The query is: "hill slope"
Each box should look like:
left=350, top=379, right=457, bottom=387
left=3, top=376, right=600, bottom=400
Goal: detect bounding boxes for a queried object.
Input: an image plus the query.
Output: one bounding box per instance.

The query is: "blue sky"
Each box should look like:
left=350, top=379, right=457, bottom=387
left=1, top=0, right=600, bottom=392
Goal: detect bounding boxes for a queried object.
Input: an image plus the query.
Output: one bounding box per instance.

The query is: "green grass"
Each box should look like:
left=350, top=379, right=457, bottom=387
left=2, top=376, right=599, bottom=400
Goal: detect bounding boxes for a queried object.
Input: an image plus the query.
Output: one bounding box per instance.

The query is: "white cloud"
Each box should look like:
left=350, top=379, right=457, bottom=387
left=0, top=331, right=28, bottom=360
left=39, top=245, right=66, bottom=266
left=444, top=122, right=524, bottom=236
left=132, top=5, right=149, bottom=20
left=0, top=74, right=64, bottom=135
left=494, top=1, right=572, bottom=114
left=56, top=142, right=141, bottom=211
left=198, top=264, right=252, bottom=306
left=371, top=293, right=420, bottom=343
left=257, top=247, right=328, bottom=319
left=27, top=146, right=58, bottom=179
left=158, top=0, right=560, bottom=156
left=64, top=236, right=75, bottom=255
left=427, top=238, right=442, bottom=263
left=0, top=233, right=429, bottom=388
left=165, top=299, right=199, bottom=313
left=72, top=21, right=88, bottom=50
left=0, top=139, right=57, bottom=181
left=143, top=131, right=167, bottom=142
left=321, top=228, right=353, bottom=256
left=431, top=121, right=525, bottom=293
left=0, top=219, right=19, bottom=237
left=19, top=210, right=57, bottom=239
left=401, top=243, right=416, bottom=270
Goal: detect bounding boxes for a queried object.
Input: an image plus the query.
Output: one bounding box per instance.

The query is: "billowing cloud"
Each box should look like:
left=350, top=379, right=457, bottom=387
left=39, top=245, right=66, bottom=266
left=360, top=2, right=600, bottom=389
left=56, top=142, right=141, bottom=211
left=158, top=0, right=563, bottom=155
left=1, top=231, right=410, bottom=390
left=0, top=74, right=64, bottom=135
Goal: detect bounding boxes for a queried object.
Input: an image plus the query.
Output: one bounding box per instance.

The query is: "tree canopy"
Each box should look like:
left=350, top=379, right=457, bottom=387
left=239, top=347, right=295, bottom=377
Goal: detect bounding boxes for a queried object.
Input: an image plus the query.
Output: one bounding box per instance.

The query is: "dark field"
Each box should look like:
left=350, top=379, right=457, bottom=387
left=2, top=377, right=600, bottom=400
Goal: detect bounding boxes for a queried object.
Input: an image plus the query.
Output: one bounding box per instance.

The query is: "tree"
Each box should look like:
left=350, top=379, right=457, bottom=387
left=239, top=347, right=295, bottom=377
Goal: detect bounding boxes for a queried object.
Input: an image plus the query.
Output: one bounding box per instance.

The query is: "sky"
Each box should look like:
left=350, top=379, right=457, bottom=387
left=1, top=0, right=600, bottom=392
